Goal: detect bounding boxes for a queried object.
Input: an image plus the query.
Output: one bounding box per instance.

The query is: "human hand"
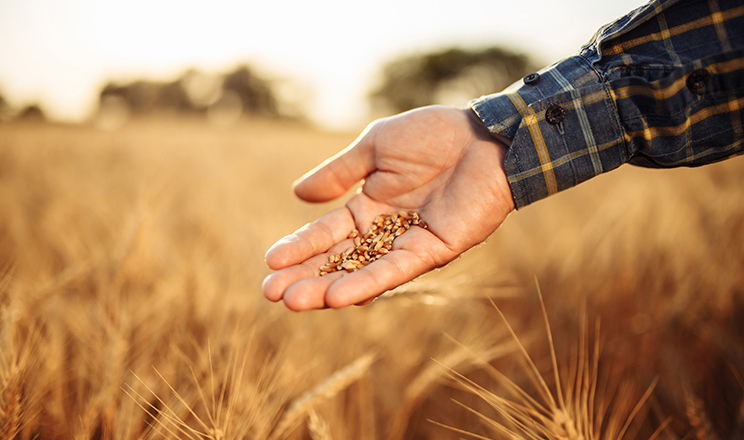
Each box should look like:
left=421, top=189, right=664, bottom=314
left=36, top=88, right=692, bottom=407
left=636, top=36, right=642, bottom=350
left=262, top=105, right=515, bottom=311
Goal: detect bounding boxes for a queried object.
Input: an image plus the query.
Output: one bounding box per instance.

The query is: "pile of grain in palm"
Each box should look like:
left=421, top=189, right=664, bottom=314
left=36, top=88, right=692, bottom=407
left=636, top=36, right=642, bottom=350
left=319, top=211, right=427, bottom=276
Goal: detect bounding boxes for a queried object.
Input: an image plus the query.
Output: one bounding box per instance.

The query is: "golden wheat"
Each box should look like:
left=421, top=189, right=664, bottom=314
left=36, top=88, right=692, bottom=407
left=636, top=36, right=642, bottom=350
left=270, top=353, right=375, bottom=439
left=306, top=408, right=333, bottom=440
left=433, top=284, right=662, bottom=440
left=0, top=119, right=742, bottom=439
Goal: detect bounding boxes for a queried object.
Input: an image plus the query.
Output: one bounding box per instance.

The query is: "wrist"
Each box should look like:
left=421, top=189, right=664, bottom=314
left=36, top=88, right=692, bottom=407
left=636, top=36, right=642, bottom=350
left=464, top=106, right=511, bottom=146
left=463, top=107, right=515, bottom=212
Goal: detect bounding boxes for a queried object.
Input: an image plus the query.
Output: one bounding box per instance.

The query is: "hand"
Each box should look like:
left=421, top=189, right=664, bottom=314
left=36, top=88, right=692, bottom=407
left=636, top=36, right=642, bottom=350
left=262, top=105, right=515, bottom=311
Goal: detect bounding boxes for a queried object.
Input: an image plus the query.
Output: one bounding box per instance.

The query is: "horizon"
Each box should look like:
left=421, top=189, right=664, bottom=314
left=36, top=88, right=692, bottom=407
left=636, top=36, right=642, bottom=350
left=0, top=0, right=645, bottom=129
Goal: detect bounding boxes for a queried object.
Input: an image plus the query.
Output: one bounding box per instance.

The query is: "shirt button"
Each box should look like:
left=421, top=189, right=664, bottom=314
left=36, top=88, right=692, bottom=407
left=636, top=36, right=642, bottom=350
left=687, top=68, right=709, bottom=92
left=523, top=72, right=541, bottom=85
left=545, top=105, right=566, bottom=125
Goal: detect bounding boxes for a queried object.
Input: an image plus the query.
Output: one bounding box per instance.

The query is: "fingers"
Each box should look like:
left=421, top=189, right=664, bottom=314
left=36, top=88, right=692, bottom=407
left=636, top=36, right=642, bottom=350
left=292, top=124, right=378, bottom=203
left=262, top=255, right=326, bottom=302
left=262, top=256, right=345, bottom=310
left=263, top=226, right=453, bottom=311
left=324, top=228, right=447, bottom=308
left=263, top=236, right=357, bottom=310
left=283, top=272, right=345, bottom=311
left=262, top=249, right=428, bottom=311
left=265, top=207, right=356, bottom=270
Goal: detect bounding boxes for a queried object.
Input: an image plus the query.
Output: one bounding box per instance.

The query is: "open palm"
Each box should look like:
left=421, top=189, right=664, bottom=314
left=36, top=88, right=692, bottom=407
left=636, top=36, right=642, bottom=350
left=262, top=106, right=514, bottom=310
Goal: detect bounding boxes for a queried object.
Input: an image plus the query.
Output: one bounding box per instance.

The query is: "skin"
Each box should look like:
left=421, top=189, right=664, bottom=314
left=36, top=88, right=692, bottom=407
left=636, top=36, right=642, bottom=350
left=262, top=105, right=515, bottom=311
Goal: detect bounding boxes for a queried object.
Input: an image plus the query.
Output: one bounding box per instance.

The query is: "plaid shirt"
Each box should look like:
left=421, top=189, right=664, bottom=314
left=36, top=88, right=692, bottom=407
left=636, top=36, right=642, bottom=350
left=470, top=0, right=744, bottom=208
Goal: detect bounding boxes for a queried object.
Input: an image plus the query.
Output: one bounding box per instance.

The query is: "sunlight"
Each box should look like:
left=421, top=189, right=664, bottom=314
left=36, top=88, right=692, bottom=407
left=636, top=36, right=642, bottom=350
left=0, top=0, right=646, bottom=128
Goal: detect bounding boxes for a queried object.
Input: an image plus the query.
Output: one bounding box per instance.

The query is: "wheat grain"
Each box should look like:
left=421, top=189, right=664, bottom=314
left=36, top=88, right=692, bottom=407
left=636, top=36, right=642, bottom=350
left=319, top=211, right=427, bottom=276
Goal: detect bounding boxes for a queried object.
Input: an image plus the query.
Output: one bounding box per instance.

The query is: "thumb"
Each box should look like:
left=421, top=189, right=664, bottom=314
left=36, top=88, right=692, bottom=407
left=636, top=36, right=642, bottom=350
left=293, top=124, right=377, bottom=203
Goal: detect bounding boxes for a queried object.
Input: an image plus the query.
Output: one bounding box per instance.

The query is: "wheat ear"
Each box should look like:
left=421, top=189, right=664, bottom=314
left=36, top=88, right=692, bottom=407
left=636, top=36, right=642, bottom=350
left=269, top=353, right=374, bottom=440
left=307, top=408, right=333, bottom=440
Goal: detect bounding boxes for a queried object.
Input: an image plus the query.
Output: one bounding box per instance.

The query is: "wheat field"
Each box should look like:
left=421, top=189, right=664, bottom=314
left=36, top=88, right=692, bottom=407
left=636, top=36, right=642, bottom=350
left=0, top=117, right=742, bottom=439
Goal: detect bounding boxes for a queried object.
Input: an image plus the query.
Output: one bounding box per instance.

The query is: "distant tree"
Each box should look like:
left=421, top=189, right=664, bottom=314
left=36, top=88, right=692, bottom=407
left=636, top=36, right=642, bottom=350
left=0, top=93, right=8, bottom=121
left=97, top=64, right=281, bottom=121
left=221, top=65, right=278, bottom=116
left=99, top=79, right=190, bottom=115
left=16, top=104, right=45, bottom=121
left=369, top=46, right=538, bottom=114
left=180, top=68, right=223, bottom=109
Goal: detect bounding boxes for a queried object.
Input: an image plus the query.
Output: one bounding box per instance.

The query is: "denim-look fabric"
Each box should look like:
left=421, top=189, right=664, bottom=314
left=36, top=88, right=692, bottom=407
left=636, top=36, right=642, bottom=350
left=469, top=0, right=744, bottom=208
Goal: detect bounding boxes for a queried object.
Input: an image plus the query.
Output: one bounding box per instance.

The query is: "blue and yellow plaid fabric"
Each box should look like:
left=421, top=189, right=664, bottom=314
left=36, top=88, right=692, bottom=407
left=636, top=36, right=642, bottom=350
left=470, top=0, right=744, bottom=208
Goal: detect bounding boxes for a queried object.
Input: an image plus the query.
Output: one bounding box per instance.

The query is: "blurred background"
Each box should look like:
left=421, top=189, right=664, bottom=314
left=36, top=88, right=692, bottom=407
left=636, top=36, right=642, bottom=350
left=0, top=0, right=644, bottom=129
left=3, top=1, right=744, bottom=439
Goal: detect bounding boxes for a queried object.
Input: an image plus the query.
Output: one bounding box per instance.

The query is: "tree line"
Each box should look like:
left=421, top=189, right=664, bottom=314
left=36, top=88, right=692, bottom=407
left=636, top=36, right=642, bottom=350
left=369, top=46, right=536, bottom=115
left=1, top=45, right=536, bottom=125
left=98, top=65, right=279, bottom=119
left=0, top=94, right=46, bottom=122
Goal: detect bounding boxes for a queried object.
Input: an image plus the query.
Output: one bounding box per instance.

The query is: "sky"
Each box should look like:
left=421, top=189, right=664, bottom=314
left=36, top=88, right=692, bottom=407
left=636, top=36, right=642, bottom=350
left=0, top=0, right=646, bottom=129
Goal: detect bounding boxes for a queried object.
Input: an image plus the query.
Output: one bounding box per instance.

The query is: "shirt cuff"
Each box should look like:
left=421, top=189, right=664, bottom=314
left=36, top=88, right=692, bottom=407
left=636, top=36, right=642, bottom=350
left=469, top=55, right=628, bottom=209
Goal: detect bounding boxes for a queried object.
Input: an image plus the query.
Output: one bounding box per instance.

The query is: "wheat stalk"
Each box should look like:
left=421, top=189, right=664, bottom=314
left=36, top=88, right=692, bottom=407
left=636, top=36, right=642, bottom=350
left=432, top=282, right=662, bottom=440
left=0, top=373, right=21, bottom=440
left=0, top=270, right=42, bottom=440
left=269, top=352, right=375, bottom=440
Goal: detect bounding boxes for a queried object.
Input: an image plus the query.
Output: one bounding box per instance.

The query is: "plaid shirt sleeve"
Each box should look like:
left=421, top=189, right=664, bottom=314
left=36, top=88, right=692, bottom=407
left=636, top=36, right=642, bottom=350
left=469, top=0, right=744, bottom=208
